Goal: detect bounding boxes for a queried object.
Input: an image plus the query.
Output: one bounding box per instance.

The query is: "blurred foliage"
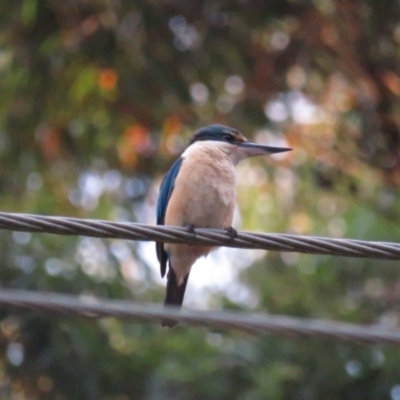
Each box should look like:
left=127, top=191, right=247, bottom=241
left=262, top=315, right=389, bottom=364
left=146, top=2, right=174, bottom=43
left=0, top=0, right=399, bottom=399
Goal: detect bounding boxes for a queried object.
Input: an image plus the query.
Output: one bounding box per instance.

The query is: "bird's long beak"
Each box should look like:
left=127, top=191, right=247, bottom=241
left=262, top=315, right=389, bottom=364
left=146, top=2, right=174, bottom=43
left=237, top=141, right=292, bottom=156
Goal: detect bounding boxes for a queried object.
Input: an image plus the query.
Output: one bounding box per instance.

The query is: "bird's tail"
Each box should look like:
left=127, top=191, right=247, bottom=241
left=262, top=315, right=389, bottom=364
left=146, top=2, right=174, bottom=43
left=161, top=268, right=189, bottom=328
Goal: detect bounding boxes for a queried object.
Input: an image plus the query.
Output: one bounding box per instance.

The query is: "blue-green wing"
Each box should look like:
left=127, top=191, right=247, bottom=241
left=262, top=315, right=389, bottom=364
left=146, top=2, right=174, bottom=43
left=156, top=157, right=184, bottom=277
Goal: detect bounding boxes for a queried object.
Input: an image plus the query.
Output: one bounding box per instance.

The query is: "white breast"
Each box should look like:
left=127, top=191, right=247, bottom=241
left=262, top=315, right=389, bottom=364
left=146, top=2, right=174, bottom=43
left=165, top=141, right=237, bottom=229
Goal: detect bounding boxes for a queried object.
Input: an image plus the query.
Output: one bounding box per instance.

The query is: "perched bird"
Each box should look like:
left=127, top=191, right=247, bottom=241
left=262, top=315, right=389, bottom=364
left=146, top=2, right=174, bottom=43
left=156, top=124, right=291, bottom=326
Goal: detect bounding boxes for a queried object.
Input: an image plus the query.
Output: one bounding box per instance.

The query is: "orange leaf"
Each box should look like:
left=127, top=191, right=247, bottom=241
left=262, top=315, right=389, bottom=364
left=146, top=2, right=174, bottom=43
left=98, top=68, right=118, bottom=90
left=163, top=116, right=182, bottom=136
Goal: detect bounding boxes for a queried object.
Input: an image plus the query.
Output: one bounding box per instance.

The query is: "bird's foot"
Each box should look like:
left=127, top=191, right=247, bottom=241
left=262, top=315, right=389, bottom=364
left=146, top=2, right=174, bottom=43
left=185, top=224, right=196, bottom=238
left=224, top=226, right=238, bottom=241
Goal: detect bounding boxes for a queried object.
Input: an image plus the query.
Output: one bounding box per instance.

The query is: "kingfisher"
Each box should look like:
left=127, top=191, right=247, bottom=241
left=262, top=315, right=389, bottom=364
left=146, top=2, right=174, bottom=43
left=156, top=124, right=291, bottom=326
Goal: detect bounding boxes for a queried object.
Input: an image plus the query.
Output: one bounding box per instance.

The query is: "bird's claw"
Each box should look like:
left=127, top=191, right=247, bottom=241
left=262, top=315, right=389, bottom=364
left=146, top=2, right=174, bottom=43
left=186, top=224, right=196, bottom=237
left=224, top=226, right=237, bottom=241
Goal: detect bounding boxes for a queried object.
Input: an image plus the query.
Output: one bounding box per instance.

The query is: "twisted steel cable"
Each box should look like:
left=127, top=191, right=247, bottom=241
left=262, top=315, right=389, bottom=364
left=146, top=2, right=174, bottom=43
left=0, top=288, right=397, bottom=344
left=0, top=211, right=399, bottom=344
left=0, top=211, right=399, bottom=259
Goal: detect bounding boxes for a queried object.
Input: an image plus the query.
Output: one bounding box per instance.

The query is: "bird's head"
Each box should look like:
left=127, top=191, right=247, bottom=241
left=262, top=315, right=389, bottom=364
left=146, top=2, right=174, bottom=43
left=188, top=124, right=291, bottom=164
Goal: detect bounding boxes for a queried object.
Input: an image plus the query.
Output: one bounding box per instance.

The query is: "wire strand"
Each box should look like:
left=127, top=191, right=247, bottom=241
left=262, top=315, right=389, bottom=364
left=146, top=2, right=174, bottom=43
left=0, top=211, right=399, bottom=259
left=0, top=211, right=399, bottom=344
left=0, top=288, right=398, bottom=344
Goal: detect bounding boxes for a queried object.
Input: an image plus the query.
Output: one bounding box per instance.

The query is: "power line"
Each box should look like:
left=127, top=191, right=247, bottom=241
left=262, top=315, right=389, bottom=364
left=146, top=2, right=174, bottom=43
left=0, top=211, right=399, bottom=344
left=0, top=212, right=399, bottom=259
left=0, top=288, right=397, bottom=344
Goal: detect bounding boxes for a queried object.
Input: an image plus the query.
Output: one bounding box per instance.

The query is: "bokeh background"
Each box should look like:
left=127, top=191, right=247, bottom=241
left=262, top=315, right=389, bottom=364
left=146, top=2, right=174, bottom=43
left=0, top=0, right=400, bottom=399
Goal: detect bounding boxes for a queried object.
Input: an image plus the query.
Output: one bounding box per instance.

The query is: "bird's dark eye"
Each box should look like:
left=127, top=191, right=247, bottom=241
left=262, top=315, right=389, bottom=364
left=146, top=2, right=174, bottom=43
left=223, top=134, right=235, bottom=143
